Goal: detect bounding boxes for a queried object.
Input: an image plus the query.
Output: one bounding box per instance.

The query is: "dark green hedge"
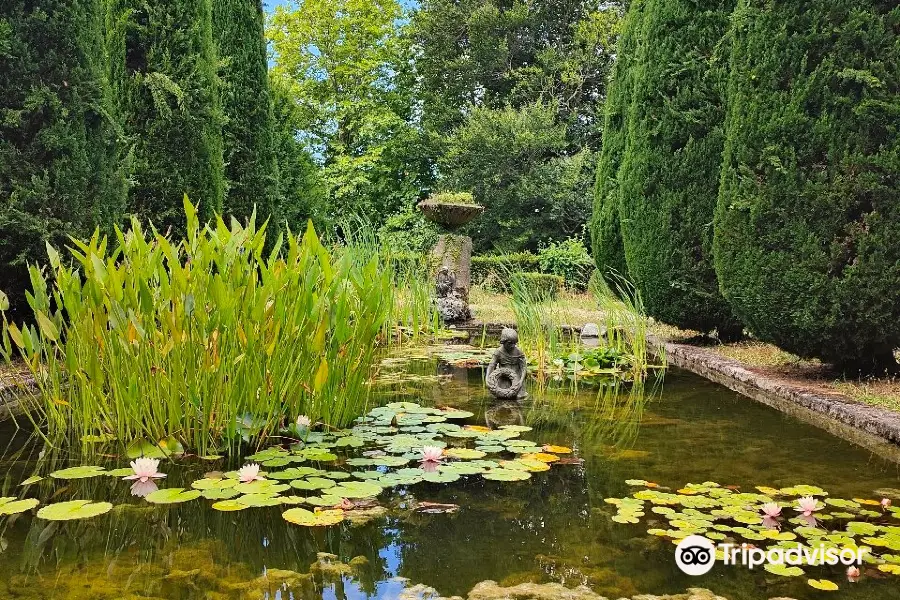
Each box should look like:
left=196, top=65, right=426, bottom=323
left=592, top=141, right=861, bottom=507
left=714, top=0, right=900, bottom=371
left=472, top=253, right=541, bottom=289
left=510, top=272, right=565, bottom=301
left=590, top=0, right=645, bottom=287
left=213, top=0, right=278, bottom=224
left=617, top=0, right=741, bottom=337
left=0, top=0, right=125, bottom=315
left=108, top=0, right=224, bottom=233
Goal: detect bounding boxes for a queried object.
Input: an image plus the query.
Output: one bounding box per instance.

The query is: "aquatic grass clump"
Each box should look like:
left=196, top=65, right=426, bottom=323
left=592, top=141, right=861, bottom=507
left=0, top=199, right=397, bottom=454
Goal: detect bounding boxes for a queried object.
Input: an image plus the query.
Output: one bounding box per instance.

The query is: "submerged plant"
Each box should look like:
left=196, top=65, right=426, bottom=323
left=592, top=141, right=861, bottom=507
left=0, top=199, right=401, bottom=454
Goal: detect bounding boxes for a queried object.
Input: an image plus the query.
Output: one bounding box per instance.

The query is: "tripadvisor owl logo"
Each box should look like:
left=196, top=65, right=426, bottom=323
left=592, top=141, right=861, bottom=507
left=675, top=535, right=716, bottom=576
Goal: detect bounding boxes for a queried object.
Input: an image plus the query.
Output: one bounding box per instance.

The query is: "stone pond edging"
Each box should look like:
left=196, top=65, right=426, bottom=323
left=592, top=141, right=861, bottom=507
left=657, top=337, right=900, bottom=462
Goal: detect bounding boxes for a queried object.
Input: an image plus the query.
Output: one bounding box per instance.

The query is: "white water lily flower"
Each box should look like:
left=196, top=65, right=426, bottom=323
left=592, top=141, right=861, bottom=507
left=296, top=415, right=312, bottom=428
left=760, top=502, right=781, bottom=518
left=795, top=496, right=820, bottom=516
left=238, top=463, right=265, bottom=483
left=123, top=458, right=166, bottom=483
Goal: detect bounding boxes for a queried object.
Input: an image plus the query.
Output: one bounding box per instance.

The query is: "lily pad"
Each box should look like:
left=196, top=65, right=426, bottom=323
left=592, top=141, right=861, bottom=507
left=50, top=466, right=106, bottom=480
left=423, top=470, right=461, bottom=483
left=305, top=494, right=344, bottom=506
left=807, top=579, right=839, bottom=591
left=291, top=477, right=335, bottom=491
left=126, top=437, right=184, bottom=459
left=212, top=500, right=247, bottom=512
left=764, top=563, right=804, bottom=577
left=144, top=488, right=201, bottom=504
left=201, top=487, right=240, bottom=500
left=283, top=507, right=344, bottom=526
left=19, top=476, right=43, bottom=486
left=331, top=481, right=383, bottom=498
left=0, top=498, right=39, bottom=515
left=37, top=500, right=113, bottom=521
left=482, top=469, right=531, bottom=482
left=236, top=493, right=282, bottom=507
left=444, top=448, right=486, bottom=460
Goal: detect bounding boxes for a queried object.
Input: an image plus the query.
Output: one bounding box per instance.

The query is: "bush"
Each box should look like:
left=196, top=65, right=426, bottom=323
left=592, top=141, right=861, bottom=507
left=107, top=0, right=224, bottom=233
left=510, top=272, right=564, bottom=301
left=714, top=0, right=900, bottom=372
left=537, top=238, right=594, bottom=291
left=472, top=253, right=541, bottom=290
left=590, top=0, right=645, bottom=286
left=0, top=0, right=125, bottom=317
left=214, top=0, right=278, bottom=223
left=426, top=191, right=476, bottom=206
left=616, top=0, right=741, bottom=338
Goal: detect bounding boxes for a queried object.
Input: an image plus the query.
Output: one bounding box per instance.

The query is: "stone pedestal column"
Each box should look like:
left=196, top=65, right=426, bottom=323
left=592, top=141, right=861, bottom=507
left=430, top=234, right=473, bottom=322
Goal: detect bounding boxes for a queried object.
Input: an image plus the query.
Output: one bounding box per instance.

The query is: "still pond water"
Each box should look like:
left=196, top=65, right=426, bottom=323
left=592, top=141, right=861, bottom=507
left=1, top=359, right=899, bottom=600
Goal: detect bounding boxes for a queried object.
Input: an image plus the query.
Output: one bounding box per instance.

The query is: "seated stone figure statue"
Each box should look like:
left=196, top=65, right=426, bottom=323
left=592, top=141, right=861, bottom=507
left=485, top=328, right=527, bottom=399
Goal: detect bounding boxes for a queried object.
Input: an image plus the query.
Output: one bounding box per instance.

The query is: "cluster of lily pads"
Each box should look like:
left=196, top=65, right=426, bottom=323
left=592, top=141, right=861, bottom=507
left=0, top=402, right=572, bottom=528
left=605, top=480, right=900, bottom=591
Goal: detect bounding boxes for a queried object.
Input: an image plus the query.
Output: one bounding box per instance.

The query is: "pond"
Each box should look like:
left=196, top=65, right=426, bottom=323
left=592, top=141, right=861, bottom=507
left=0, top=357, right=899, bottom=600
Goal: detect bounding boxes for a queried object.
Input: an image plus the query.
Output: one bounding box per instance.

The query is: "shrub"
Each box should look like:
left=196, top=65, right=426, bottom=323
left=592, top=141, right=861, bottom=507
left=714, top=0, right=900, bottom=372
left=538, top=238, right=594, bottom=291
left=425, top=191, right=476, bottom=206
left=590, top=0, right=645, bottom=286
left=0, top=0, right=125, bottom=317
left=616, top=0, right=741, bottom=338
left=0, top=199, right=398, bottom=453
left=510, top=272, right=564, bottom=301
left=213, top=0, right=279, bottom=223
left=107, top=0, right=224, bottom=233
left=472, top=253, right=541, bottom=290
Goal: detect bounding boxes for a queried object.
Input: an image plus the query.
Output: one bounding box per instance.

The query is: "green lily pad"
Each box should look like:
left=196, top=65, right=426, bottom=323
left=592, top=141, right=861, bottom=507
left=191, top=478, right=237, bottom=490
left=126, top=437, right=184, bottom=459
left=50, top=466, right=106, bottom=479
left=764, top=563, right=804, bottom=577
left=291, top=477, right=335, bottom=491
left=104, top=467, right=137, bottom=477
left=807, top=579, right=838, bottom=591
left=371, top=456, right=410, bottom=467
left=19, top=476, right=43, bottom=486
left=211, top=500, right=247, bottom=512
left=444, top=448, right=486, bottom=460
left=423, top=470, right=461, bottom=483
left=482, top=469, right=531, bottom=482
left=234, top=481, right=288, bottom=495
left=323, top=471, right=352, bottom=480
left=304, top=494, right=345, bottom=507
left=283, top=507, right=344, bottom=526
left=236, top=493, right=282, bottom=507
left=37, top=500, right=113, bottom=521
left=144, top=488, right=201, bottom=504
left=330, top=481, right=383, bottom=498
left=279, top=496, right=306, bottom=505
left=0, top=498, right=39, bottom=515
left=262, top=458, right=292, bottom=468
left=201, top=487, right=240, bottom=500
left=268, top=467, right=324, bottom=480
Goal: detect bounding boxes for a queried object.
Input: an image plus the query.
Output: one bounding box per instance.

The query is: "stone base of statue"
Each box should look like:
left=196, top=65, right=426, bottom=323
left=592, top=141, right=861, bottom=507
left=430, top=234, right=473, bottom=323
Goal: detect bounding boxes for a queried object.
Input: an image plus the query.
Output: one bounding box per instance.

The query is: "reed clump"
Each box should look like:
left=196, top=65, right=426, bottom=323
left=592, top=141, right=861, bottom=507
left=0, top=199, right=404, bottom=454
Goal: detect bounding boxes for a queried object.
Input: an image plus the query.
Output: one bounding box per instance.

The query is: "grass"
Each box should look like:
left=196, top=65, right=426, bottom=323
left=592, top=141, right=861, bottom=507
left=469, top=287, right=601, bottom=326
left=652, top=331, right=900, bottom=414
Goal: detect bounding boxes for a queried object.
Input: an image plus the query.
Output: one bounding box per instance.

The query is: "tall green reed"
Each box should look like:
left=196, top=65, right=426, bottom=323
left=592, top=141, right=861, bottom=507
left=0, top=199, right=401, bottom=454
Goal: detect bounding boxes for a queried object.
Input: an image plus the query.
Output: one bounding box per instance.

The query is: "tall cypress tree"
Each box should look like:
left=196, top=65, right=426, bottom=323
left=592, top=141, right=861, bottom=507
left=590, top=0, right=645, bottom=287
left=714, top=0, right=900, bottom=372
left=616, top=0, right=741, bottom=337
left=108, top=0, right=224, bottom=233
left=213, top=0, right=278, bottom=224
left=0, top=0, right=125, bottom=313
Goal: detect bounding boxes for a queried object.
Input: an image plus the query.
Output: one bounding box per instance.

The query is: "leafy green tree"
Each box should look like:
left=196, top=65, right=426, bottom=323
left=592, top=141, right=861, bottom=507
left=590, top=0, right=643, bottom=286
left=213, top=0, right=278, bottom=223
left=268, top=0, right=426, bottom=224
left=616, top=0, right=741, bottom=336
left=107, top=0, right=224, bottom=232
left=0, top=0, right=125, bottom=314
left=714, top=0, right=900, bottom=371
left=413, top=0, right=621, bottom=252
left=270, top=75, right=323, bottom=231
left=441, top=102, right=594, bottom=252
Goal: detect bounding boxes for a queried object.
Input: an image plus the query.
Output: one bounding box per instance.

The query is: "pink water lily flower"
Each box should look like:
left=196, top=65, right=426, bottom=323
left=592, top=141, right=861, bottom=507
left=847, top=565, right=860, bottom=582
left=130, top=480, right=159, bottom=498
left=238, top=463, right=265, bottom=483
left=762, top=516, right=781, bottom=531
left=882, top=498, right=892, bottom=510
left=795, top=496, right=820, bottom=516
left=761, top=502, right=781, bottom=518
left=123, top=458, right=166, bottom=483
left=420, top=446, right=443, bottom=463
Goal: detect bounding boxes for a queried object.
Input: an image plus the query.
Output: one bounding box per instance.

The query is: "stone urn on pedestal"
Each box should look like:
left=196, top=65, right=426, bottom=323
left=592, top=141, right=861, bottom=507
left=417, top=192, right=484, bottom=323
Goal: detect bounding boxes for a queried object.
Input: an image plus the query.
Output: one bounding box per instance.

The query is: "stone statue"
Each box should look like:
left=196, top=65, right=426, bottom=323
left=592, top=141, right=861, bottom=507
left=486, top=328, right=527, bottom=399
left=434, top=267, right=470, bottom=322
